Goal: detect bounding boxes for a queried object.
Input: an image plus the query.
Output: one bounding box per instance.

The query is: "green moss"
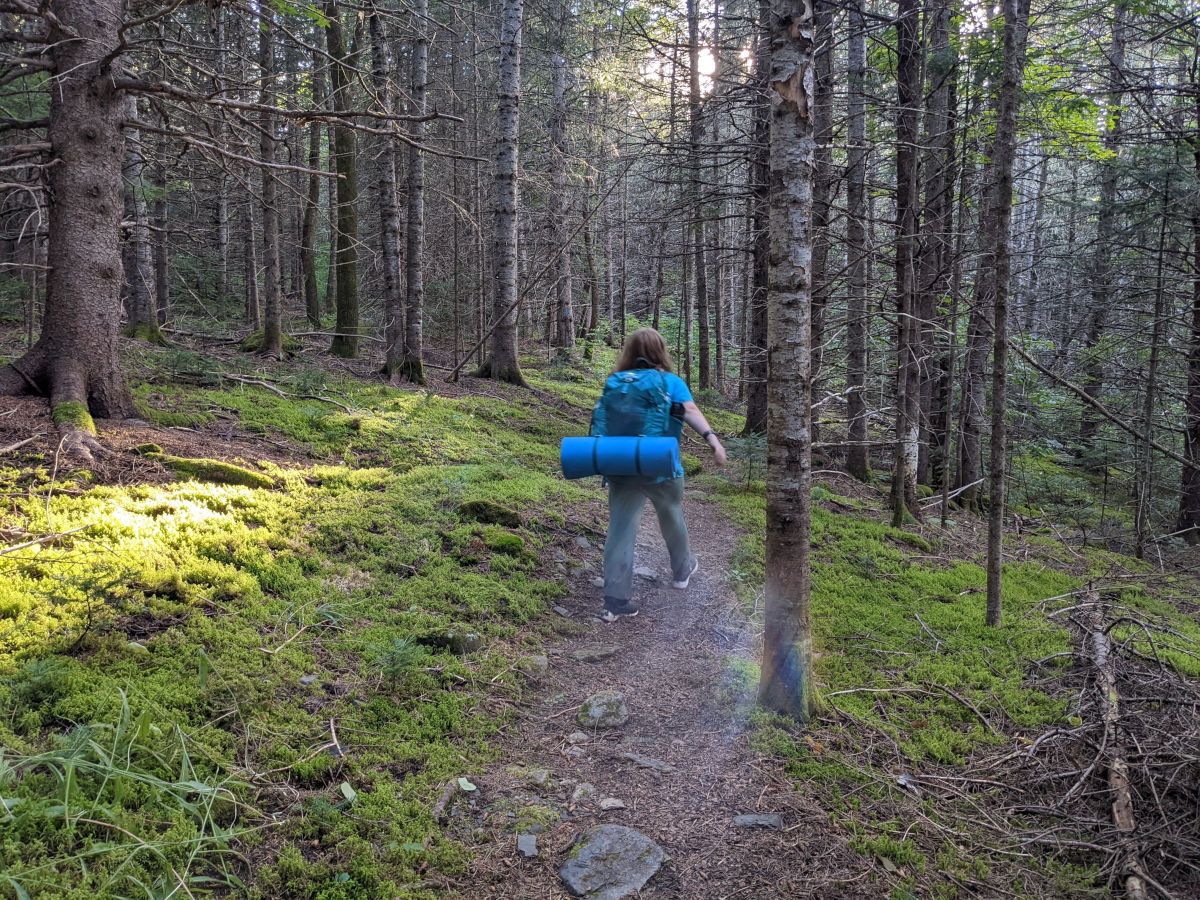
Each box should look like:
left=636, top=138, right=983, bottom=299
left=123, top=322, right=167, bottom=344
left=851, top=833, right=927, bottom=873
left=892, top=530, right=932, bottom=552
left=136, top=399, right=214, bottom=428
left=483, top=526, right=526, bottom=556
left=51, top=400, right=95, bottom=435
left=240, top=328, right=303, bottom=354
left=147, top=452, right=276, bottom=488
left=134, top=442, right=163, bottom=455
left=681, top=453, right=704, bottom=477
left=457, top=499, right=522, bottom=528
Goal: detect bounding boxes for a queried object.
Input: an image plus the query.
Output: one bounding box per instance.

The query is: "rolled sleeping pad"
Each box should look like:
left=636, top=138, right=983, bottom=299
left=560, top=436, right=680, bottom=480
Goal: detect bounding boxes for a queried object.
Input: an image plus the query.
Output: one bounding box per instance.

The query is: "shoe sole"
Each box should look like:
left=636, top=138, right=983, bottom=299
left=600, top=609, right=639, bottom=622
left=672, top=561, right=700, bottom=589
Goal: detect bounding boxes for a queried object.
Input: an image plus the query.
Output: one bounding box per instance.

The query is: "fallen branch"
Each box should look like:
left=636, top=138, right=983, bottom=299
left=1080, top=585, right=1150, bottom=900
left=920, top=477, right=983, bottom=507
left=0, top=434, right=40, bottom=453
left=221, top=374, right=356, bottom=414
left=0, top=524, right=90, bottom=556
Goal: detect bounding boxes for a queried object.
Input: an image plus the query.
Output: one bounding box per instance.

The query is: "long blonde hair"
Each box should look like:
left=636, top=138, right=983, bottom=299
left=614, top=328, right=674, bottom=373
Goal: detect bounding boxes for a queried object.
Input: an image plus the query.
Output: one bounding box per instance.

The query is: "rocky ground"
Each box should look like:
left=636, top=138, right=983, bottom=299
left=455, top=488, right=871, bottom=899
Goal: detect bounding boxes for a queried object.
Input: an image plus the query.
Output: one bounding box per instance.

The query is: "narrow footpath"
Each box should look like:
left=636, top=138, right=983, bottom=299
left=459, top=490, right=869, bottom=899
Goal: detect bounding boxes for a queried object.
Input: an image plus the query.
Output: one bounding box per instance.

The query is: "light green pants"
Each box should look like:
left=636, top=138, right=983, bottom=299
left=603, top=476, right=693, bottom=602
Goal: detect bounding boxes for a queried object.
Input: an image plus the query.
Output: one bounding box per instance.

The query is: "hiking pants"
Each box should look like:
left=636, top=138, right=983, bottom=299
left=603, top=475, right=693, bottom=602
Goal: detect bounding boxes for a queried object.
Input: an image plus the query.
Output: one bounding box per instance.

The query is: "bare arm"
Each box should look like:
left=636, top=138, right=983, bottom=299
left=680, top=401, right=727, bottom=466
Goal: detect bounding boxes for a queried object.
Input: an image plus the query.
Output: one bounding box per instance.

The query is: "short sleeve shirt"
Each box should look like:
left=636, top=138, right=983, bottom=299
left=662, top=372, right=693, bottom=406
left=660, top=371, right=692, bottom=481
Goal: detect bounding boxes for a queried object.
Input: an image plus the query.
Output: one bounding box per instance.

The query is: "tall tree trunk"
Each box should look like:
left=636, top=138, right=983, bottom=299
left=400, top=0, right=429, bottom=383
left=121, top=97, right=158, bottom=341
left=370, top=11, right=405, bottom=378
left=1138, top=182, right=1169, bottom=557
left=758, top=0, right=817, bottom=722
left=982, top=0, right=1031, bottom=626
left=809, top=0, right=833, bottom=438
left=917, top=0, right=955, bottom=485
left=583, top=217, right=601, bottom=338
left=216, top=179, right=230, bottom=308
left=0, top=0, right=134, bottom=455
left=301, top=62, right=324, bottom=327
left=549, top=27, right=575, bottom=353
left=152, top=130, right=169, bottom=325
left=844, top=0, right=870, bottom=479
left=686, top=0, right=710, bottom=391
left=478, top=0, right=526, bottom=384
left=1181, top=133, right=1200, bottom=542
left=959, top=272, right=987, bottom=509
left=1080, top=2, right=1127, bottom=460
left=326, top=0, right=360, bottom=358
left=890, top=0, right=923, bottom=526
left=213, top=14, right=230, bottom=310
left=244, top=199, right=260, bottom=327
left=259, top=7, right=283, bottom=358
left=710, top=0, right=724, bottom=391
left=743, top=0, right=770, bottom=435
left=1020, top=145, right=1049, bottom=333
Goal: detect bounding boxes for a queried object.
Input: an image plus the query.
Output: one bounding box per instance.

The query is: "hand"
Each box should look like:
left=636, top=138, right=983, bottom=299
left=709, top=435, right=727, bottom=466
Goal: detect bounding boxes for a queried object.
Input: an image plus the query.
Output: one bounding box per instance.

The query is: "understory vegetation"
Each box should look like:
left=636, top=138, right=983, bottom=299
left=0, top=342, right=1196, bottom=898
left=706, top=462, right=1200, bottom=896
left=0, top=345, right=601, bottom=899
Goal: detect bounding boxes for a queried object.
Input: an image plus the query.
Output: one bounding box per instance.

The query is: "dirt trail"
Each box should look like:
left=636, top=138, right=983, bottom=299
left=460, top=490, right=868, bottom=899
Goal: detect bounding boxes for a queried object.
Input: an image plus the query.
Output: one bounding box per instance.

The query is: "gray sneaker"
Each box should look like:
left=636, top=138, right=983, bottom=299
left=672, top=558, right=699, bottom=589
left=600, top=596, right=639, bottom=622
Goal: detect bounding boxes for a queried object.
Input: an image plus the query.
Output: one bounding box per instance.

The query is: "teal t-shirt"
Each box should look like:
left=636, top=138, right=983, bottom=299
left=662, top=372, right=693, bottom=405
left=658, top=370, right=691, bottom=481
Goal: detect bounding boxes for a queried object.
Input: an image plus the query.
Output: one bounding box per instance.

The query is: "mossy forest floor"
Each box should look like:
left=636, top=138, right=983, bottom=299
left=0, top=331, right=1197, bottom=899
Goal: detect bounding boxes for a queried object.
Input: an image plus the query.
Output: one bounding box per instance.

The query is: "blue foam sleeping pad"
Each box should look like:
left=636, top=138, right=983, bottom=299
left=560, top=436, right=680, bottom=480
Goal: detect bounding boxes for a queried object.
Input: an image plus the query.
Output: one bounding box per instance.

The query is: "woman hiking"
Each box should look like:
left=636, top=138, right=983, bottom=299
left=593, top=328, right=727, bottom=622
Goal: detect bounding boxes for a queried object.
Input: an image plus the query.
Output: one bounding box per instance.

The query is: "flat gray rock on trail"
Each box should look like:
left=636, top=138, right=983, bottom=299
left=620, top=751, right=676, bottom=774
left=732, top=813, right=784, bottom=829
left=559, top=825, right=664, bottom=899
left=577, top=690, right=629, bottom=728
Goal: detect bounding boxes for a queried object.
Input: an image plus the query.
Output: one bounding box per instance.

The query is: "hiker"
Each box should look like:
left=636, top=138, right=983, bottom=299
left=593, top=327, right=727, bottom=622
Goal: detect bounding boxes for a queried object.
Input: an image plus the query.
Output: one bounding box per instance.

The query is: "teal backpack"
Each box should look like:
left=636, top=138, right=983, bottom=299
left=591, top=367, right=682, bottom=440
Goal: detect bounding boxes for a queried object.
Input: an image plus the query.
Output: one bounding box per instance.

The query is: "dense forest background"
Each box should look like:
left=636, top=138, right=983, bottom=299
left=1, top=0, right=1198, bottom=550
left=1, top=0, right=1200, bottom=896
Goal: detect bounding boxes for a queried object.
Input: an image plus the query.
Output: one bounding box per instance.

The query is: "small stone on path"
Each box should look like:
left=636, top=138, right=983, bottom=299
left=573, top=535, right=592, bottom=549
left=568, top=646, right=618, bottom=663
left=553, top=606, right=571, bottom=618
left=732, top=813, right=784, bottom=829
left=553, top=550, right=570, bottom=563
left=632, top=565, right=657, bottom=580
left=571, top=782, right=596, bottom=804
left=520, top=655, right=549, bottom=673
left=566, top=731, right=590, bottom=744
left=299, top=675, right=317, bottom=686
left=620, top=752, right=676, bottom=774
left=591, top=576, right=605, bottom=588
left=559, top=825, right=664, bottom=900
left=577, top=690, right=629, bottom=728
left=517, top=833, right=538, bottom=857
left=599, top=797, right=625, bottom=811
